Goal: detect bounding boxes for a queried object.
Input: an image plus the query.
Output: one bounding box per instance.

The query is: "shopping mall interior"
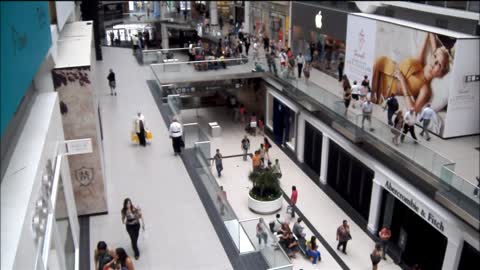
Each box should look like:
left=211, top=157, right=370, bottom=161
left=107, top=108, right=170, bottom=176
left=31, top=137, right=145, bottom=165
left=1, top=1, right=479, bottom=270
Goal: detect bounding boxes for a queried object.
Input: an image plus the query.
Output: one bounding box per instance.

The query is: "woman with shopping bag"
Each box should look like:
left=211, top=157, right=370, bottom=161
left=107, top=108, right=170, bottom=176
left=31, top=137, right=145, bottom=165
left=134, top=112, right=147, bottom=147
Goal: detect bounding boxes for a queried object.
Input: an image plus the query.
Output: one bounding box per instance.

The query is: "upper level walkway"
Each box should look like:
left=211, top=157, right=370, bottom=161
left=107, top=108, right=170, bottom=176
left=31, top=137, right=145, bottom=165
left=150, top=47, right=479, bottom=229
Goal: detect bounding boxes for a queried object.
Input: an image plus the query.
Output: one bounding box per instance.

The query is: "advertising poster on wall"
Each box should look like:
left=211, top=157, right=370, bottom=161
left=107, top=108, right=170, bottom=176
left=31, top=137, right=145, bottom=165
left=371, top=21, right=457, bottom=137
left=344, top=15, right=377, bottom=86
left=442, top=39, right=480, bottom=138
left=52, top=67, right=108, bottom=216
left=345, top=14, right=479, bottom=138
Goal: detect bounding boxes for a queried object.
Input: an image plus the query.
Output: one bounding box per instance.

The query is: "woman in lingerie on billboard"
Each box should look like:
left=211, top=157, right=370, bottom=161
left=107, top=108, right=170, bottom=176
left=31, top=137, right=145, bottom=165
left=371, top=32, right=453, bottom=113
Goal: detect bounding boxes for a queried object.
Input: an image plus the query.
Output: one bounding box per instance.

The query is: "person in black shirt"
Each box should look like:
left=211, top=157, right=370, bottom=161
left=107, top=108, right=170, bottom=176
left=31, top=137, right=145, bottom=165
left=384, top=94, right=399, bottom=126
left=107, top=69, right=117, bottom=96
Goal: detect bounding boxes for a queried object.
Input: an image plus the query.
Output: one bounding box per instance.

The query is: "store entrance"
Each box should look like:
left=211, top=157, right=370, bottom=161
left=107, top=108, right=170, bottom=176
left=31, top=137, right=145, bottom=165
left=303, top=122, right=322, bottom=176
left=379, top=191, right=447, bottom=270
left=272, top=98, right=292, bottom=145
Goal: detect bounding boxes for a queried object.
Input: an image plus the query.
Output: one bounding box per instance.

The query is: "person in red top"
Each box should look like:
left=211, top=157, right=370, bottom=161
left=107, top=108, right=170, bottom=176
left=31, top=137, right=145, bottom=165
left=290, top=186, right=298, bottom=218
left=379, top=226, right=392, bottom=260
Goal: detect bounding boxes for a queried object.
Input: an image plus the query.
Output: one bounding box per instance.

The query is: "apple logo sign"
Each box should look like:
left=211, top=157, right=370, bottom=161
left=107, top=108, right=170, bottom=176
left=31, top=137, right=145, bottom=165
left=315, top=11, right=323, bottom=29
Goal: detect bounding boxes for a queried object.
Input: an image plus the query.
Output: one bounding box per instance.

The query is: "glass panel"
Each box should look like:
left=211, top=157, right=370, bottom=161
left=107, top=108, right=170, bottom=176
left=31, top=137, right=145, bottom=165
left=54, top=177, right=75, bottom=270
left=446, top=1, right=467, bottom=10
left=427, top=1, right=446, bottom=7
left=468, top=1, right=480, bottom=12
left=47, top=225, right=61, bottom=270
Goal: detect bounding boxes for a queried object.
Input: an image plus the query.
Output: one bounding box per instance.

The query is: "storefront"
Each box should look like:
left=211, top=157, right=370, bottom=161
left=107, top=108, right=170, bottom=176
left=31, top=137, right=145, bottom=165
left=266, top=87, right=298, bottom=151
left=251, top=1, right=289, bottom=48
left=378, top=186, right=447, bottom=269
left=291, top=2, right=348, bottom=78
left=293, top=108, right=479, bottom=270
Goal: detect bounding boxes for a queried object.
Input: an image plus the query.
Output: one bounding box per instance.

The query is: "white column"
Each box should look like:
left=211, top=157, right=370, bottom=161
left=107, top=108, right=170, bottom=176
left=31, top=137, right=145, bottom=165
left=288, top=1, right=292, bottom=49
left=296, top=116, right=306, bottom=163
left=160, top=1, right=167, bottom=19
left=367, top=179, right=383, bottom=235
left=244, top=1, right=250, bottom=33
left=210, top=1, right=218, bottom=26
left=442, top=239, right=463, bottom=270
left=319, top=134, right=329, bottom=185
left=160, top=1, right=169, bottom=49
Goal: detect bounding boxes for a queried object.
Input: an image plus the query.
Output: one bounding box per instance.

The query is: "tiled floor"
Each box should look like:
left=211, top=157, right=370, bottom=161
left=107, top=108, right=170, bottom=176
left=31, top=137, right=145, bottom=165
left=88, top=47, right=233, bottom=270
left=181, top=107, right=402, bottom=270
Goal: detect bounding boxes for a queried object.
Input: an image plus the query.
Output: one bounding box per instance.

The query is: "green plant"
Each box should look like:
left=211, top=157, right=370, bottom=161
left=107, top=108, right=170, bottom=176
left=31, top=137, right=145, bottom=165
left=248, top=169, right=282, bottom=201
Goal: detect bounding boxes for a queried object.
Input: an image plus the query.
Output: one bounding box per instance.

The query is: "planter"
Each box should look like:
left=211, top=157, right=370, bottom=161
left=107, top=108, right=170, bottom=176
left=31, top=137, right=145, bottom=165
left=248, top=193, right=283, bottom=214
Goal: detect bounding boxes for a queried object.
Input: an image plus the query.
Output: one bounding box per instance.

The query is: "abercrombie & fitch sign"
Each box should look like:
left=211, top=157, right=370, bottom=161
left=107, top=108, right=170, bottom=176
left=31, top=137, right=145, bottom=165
left=385, top=181, right=445, bottom=233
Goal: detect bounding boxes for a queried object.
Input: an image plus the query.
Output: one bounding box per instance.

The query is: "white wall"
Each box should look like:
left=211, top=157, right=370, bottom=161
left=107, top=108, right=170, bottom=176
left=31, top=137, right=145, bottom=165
left=56, top=1, right=75, bottom=32
left=1, top=92, right=78, bottom=270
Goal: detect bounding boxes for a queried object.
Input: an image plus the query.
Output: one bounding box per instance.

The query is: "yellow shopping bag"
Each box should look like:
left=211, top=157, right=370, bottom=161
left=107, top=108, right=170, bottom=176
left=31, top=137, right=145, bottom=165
left=131, top=132, right=139, bottom=143
left=145, top=129, right=153, bottom=140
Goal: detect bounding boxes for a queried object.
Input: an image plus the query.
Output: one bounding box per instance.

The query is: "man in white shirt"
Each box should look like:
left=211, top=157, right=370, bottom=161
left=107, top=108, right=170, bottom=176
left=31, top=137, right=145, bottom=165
left=361, top=99, right=374, bottom=131
left=253, top=41, right=259, bottom=61
left=419, top=104, right=435, bottom=141
left=296, top=53, right=305, bottom=78
left=351, top=81, right=361, bottom=108
left=401, top=108, right=418, bottom=143
left=131, top=34, right=139, bottom=55
left=169, top=117, right=183, bottom=155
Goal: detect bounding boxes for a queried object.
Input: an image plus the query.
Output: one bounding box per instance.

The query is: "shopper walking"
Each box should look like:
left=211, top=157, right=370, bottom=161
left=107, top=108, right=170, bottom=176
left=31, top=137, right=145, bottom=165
left=107, top=69, right=117, bottom=96
left=256, top=218, right=268, bottom=246
left=306, top=236, right=322, bottom=265
left=419, top=103, right=435, bottom=141
left=169, top=117, right=184, bottom=155
left=212, top=149, right=224, bottom=177
left=263, top=137, right=272, bottom=160
left=303, top=62, right=312, bottom=84
left=296, top=53, right=305, bottom=79
left=371, top=244, right=383, bottom=270
left=241, top=135, right=250, bottom=161
left=392, top=110, right=404, bottom=145
left=121, top=198, right=145, bottom=260
left=338, top=57, right=345, bottom=82
left=401, top=108, right=418, bottom=143
left=289, top=186, right=298, bottom=218
left=351, top=81, right=361, bottom=108
left=253, top=41, right=259, bottom=61
left=245, top=35, right=251, bottom=55
left=361, top=99, right=374, bottom=131
left=113, top=247, right=135, bottom=270
left=384, top=94, right=399, bottom=126
left=134, top=112, right=147, bottom=147
left=379, top=226, right=392, bottom=260
left=217, top=186, right=227, bottom=215
left=131, top=34, right=139, bottom=55
left=280, top=49, right=287, bottom=72
left=342, top=75, right=352, bottom=114
left=252, top=150, right=262, bottom=171
left=272, top=159, right=282, bottom=178
left=336, top=220, right=352, bottom=254
left=94, top=241, right=115, bottom=270
left=109, top=31, right=115, bottom=46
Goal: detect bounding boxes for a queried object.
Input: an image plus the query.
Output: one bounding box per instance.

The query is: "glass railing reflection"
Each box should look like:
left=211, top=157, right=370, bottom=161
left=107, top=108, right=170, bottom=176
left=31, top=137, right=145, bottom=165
left=263, top=60, right=479, bottom=208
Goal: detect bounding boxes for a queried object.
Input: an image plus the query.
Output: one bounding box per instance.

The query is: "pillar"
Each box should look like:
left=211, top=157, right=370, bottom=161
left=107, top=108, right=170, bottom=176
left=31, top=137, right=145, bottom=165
left=153, top=1, right=159, bottom=18
left=160, top=1, right=169, bottom=49
left=319, top=134, right=329, bottom=185
left=296, top=116, right=306, bottom=163
left=367, top=179, right=384, bottom=235
left=244, top=1, right=250, bottom=33
left=210, top=1, right=218, bottom=26
left=442, top=239, right=463, bottom=270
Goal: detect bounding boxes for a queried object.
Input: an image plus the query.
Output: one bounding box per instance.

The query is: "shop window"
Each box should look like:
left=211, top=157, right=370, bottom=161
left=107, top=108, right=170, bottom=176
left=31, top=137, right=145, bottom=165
left=468, top=1, right=480, bottom=12
left=326, top=141, right=374, bottom=221
left=446, top=1, right=467, bottom=10
left=304, top=122, right=323, bottom=176
left=427, top=1, right=446, bottom=7
left=458, top=241, right=480, bottom=270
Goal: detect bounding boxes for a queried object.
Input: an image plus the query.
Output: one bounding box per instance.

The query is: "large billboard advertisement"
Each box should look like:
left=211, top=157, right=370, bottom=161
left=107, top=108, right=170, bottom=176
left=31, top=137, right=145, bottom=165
left=345, top=14, right=479, bottom=138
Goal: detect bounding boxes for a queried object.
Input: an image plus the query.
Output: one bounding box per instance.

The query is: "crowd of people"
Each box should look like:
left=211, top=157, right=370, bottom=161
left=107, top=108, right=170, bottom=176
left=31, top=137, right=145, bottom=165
left=340, top=73, right=437, bottom=145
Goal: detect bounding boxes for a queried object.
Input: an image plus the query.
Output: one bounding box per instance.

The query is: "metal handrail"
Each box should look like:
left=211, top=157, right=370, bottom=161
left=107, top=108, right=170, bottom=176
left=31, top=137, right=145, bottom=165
left=142, top=47, right=202, bottom=53
left=150, top=57, right=250, bottom=66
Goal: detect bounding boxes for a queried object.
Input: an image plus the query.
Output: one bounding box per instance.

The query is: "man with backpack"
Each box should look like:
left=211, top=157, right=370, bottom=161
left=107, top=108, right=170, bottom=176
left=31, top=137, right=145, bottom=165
left=94, top=241, right=115, bottom=270
left=384, top=94, right=399, bottom=126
